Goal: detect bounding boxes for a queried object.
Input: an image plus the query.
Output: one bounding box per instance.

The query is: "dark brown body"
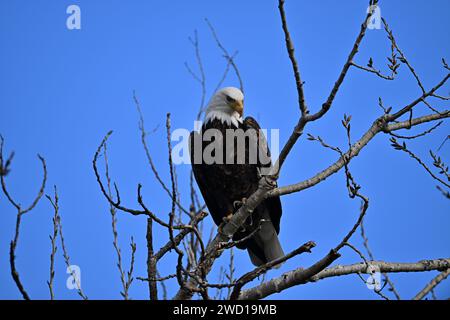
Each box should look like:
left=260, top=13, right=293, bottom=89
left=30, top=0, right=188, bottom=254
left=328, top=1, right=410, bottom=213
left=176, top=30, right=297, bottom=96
left=190, top=117, right=283, bottom=265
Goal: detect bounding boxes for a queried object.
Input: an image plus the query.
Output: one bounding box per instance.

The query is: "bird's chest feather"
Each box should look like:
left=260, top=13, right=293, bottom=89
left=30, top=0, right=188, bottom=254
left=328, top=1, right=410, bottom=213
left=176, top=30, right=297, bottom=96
left=200, top=121, right=258, bottom=199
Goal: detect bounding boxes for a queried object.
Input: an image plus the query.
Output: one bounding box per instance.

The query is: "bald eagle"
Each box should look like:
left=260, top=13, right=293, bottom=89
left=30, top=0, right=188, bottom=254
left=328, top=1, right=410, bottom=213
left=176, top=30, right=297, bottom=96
left=189, top=87, right=284, bottom=267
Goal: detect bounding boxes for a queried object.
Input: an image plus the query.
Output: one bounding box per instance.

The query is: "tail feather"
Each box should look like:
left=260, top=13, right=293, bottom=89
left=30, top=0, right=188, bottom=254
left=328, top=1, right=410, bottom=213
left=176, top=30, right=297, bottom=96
left=248, top=248, right=265, bottom=267
left=247, top=221, right=284, bottom=268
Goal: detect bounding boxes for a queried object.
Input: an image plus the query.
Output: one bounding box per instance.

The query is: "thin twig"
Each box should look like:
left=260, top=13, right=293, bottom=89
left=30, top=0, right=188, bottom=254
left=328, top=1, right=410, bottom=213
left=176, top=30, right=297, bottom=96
left=46, top=186, right=59, bottom=300
left=389, top=137, right=450, bottom=188
left=56, top=193, right=88, bottom=300
left=166, top=113, right=189, bottom=292
left=413, top=269, right=450, bottom=300
left=360, top=217, right=401, bottom=299
left=103, top=143, right=133, bottom=300
left=278, top=0, right=308, bottom=115
left=133, top=92, right=190, bottom=215
left=0, top=136, right=47, bottom=300
left=205, top=18, right=244, bottom=93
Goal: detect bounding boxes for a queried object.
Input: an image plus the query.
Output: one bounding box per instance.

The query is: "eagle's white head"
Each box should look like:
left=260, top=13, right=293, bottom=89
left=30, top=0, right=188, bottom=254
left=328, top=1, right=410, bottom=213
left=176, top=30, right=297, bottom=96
left=204, top=87, right=244, bottom=127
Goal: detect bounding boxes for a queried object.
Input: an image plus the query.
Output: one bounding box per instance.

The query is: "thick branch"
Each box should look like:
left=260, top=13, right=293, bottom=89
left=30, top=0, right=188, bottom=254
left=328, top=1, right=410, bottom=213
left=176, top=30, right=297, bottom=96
left=239, top=258, right=450, bottom=300
left=146, top=218, right=158, bottom=300
left=229, top=241, right=316, bottom=299
left=238, top=250, right=341, bottom=300
left=385, top=111, right=449, bottom=132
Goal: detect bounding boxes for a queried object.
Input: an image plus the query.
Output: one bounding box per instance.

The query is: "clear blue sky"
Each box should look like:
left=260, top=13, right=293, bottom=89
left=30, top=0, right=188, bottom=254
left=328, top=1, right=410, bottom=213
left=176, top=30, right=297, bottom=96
left=0, top=0, right=449, bottom=300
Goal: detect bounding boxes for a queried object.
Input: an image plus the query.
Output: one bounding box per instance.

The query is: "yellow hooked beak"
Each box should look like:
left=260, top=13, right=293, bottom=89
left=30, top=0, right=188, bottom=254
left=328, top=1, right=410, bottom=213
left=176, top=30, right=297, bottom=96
left=230, top=100, right=244, bottom=116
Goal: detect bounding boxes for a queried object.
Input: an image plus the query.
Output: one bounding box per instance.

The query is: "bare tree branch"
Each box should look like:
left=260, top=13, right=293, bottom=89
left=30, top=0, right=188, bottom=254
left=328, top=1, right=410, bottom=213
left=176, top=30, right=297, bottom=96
left=93, top=131, right=149, bottom=217
left=270, top=109, right=450, bottom=198
left=124, top=237, right=136, bottom=299
left=0, top=135, right=47, bottom=300
left=46, top=186, right=59, bottom=300
left=49, top=187, right=88, bottom=300
left=186, top=30, right=207, bottom=120
left=388, top=121, right=443, bottom=140
left=146, top=217, right=158, bottom=300
left=360, top=217, right=401, bottom=300
left=278, top=0, right=308, bottom=116
left=389, top=137, right=450, bottom=188
left=133, top=92, right=190, bottom=215
left=103, top=143, right=135, bottom=300
left=413, top=268, right=450, bottom=300
left=351, top=61, right=395, bottom=80
left=205, top=18, right=244, bottom=93
left=239, top=258, right=450, bottom=300
left=229, top=241, right=316, bottom=299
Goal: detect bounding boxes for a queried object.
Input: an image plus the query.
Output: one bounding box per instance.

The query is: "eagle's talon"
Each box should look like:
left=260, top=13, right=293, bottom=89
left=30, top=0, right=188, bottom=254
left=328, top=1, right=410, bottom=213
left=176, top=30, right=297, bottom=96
left=248, top=214, right=253, bottom=226
left=217, top=222, right=225, bottom=235
left=222, top=213, right=233, bottom=223
left=233, top=197, right=247, bottom=210
left=218, top=213, right=234, bottom=235
left=256, top=167, right=262, bottom=179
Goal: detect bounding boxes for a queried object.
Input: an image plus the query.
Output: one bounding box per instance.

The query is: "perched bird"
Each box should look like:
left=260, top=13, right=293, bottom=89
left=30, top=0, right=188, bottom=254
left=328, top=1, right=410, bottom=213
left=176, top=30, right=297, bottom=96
left=189, top=87, right=284, bottom=267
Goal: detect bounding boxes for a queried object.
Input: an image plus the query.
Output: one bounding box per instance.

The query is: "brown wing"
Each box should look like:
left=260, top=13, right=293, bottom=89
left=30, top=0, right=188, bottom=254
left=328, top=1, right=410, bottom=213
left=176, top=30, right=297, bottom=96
left=243, top=116, right=282, bottom=234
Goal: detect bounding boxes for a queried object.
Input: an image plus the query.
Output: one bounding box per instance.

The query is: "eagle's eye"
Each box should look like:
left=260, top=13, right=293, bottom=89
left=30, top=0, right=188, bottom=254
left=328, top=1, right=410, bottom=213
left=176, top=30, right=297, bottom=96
left=226, top=96, right=235, bottom=103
